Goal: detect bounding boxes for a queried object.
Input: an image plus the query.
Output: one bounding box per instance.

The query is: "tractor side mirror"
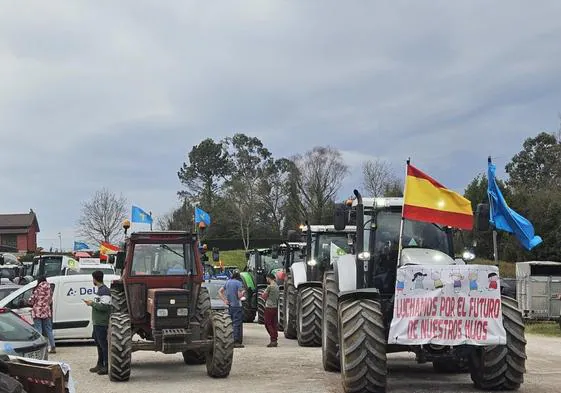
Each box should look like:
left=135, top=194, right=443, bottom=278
left=115, top=251, right=126, bottom=270
left=0, top=255, right=4, bottom=266
left=334, top=203, right=348, bottom=230
left=271, top=245, right=279, bottom=259
left=475, top=203, right=490, bottom=232
left=212, top=247, right=220, bottom=262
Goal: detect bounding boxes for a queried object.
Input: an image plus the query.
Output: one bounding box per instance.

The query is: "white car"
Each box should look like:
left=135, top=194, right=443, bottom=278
left=0, top=274, right=120, bottom=341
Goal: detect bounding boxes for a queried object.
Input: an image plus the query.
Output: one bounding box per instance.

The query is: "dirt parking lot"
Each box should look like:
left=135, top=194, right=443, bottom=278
left=50, top=323, right=560, bottom=393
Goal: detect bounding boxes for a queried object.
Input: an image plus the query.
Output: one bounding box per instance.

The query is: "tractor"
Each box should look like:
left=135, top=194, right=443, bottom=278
left=325, top=190, right=527, bottom=392
left=108, top=224, right=234, bottom=382
left=239, top=248, right=285, bottom=324
left=283, top=223, right=355, bottom=347
left=277, top=241, right=306, bottom=332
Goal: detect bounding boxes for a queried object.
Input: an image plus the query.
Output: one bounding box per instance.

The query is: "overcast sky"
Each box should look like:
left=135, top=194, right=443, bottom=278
left=1, top=1, right=560, bottom=251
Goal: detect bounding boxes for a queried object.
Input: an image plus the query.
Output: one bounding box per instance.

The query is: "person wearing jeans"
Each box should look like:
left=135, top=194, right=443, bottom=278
left=28, top=276, right=56, bottom=353
left=219, top=271, right=245, bottom=348
left=84, top=270, right=112, bottom=375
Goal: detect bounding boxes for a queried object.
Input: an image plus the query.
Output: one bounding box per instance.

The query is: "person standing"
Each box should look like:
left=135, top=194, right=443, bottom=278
left=28, top=276, right=56, bottom=354
left=84, top=270, right=112, bottom=375
left=260, top=273, right=280, bottom=347
left=219, top=271, right=245, bottom=348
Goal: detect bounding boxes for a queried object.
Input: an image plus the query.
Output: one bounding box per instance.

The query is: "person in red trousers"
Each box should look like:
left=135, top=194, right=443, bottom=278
left=260, top=273, right=280, bottom=347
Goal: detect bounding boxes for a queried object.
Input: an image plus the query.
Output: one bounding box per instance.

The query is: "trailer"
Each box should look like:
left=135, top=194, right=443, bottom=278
left=516, top=261, right=561, bottom=322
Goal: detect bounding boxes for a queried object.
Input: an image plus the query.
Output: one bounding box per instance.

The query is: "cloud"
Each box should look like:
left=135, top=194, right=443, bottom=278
left=1, top=0, right=560, bottom=249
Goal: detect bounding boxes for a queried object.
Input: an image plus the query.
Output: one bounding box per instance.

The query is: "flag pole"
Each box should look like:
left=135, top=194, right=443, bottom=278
left=149, top=211, right=153, bottom=231
left=397, top=158, right=410, bottom=264
left=488, top=156, right=499, bottom=268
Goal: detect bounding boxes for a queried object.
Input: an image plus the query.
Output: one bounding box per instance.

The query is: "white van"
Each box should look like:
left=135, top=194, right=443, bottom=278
left=0, top=274, right=120, bottom=340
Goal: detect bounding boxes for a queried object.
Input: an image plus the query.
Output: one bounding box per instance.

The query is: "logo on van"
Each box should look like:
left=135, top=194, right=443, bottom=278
left=66, top=287, right=98, bottom=296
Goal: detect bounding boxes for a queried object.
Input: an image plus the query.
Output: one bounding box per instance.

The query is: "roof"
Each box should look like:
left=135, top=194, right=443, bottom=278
left=0, top=212, right=40, bottom=232
left=353, top=197, right=403, bottom=208
left=302, top=225, right=356, bottom=233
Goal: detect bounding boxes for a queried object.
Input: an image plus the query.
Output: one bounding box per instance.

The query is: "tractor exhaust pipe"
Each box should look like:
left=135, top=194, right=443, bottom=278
left=353, top=190, right=365, bottom=289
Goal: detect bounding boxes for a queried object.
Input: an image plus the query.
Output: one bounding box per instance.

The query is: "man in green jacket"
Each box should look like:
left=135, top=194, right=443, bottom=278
left=84, top=270, right=112, bottom=375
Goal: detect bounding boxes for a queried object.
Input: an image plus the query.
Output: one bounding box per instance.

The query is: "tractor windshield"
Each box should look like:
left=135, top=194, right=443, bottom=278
left=367, top=210, right=453, bottom=258
left=313, top=233, right=353, bottom=264
left=130, top=243, right=193, bottom=276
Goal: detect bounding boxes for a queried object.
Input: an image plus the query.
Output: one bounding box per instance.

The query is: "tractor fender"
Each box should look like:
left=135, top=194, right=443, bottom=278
left=297, top=281, right=323, bottom=290
left=290, top=261, right=308, bottom=289
left=240, top=272, right=255, bottom=290
left=338, top=288, right=380, bottom=303
left=334, top=254, right=357, bottom=293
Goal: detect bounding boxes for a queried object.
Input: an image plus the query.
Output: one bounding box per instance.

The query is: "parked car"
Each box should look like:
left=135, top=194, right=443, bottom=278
left=0, top=284, right=23, bottom=301
left=0, top=307, right=48, bottom=360
left=0, top=274, right=119, bottom=341
left=202, top=279, right=228, bottom=311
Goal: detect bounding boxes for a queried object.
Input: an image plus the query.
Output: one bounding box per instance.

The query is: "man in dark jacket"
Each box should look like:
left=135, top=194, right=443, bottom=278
left=84, top=270, right=112, bottom=375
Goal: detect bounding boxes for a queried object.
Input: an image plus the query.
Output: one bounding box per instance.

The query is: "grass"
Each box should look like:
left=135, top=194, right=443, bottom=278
left=525, top=321, right=561, bottom=337
left=218, top=250, right=247, bottom=269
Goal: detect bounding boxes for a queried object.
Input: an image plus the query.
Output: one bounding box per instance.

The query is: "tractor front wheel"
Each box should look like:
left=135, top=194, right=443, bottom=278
left=322, top=271, right=340, bottom=371
left=469, top=296, right=527, bottom=390
left=183, top=287, right=211, bottom=365
left=205, top=311, right=234, bottom=378
left=257, top=289, right=266, bottom=324
left=339, top=298, right=387, bottom=393
left=297, top=286, right=322, bottom=347
left=283, top=273, right=297, bottom=339
left=108, top=313, right=132, bottom=382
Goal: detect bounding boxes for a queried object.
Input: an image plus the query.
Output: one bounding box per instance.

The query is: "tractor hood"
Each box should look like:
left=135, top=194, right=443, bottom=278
left=399, top=248, right=457, bottom=267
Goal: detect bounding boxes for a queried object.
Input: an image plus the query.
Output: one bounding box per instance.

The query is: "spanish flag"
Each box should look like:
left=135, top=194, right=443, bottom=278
left=100, top=241, right=120, bottom=255
left=403, top=163, right=473, bottom=230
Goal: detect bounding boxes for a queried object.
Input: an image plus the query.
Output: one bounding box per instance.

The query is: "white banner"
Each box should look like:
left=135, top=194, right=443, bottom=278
left=78, top=257, right=101, bottom=265
left=388, top=264, right=507, bottom=346
left=330, top=242, right=347, bottom=265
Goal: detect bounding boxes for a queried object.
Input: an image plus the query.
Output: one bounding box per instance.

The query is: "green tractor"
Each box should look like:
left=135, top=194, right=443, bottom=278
left=239, top=248, right=285, bottom=324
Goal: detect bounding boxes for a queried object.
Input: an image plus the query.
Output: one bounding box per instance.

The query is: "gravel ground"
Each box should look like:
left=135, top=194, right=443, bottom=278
left=49, top=323, right=561, bottom=393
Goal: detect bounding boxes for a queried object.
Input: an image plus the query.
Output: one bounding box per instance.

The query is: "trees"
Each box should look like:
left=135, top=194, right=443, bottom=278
left=77, top=188, right=128, bottom=244
left=257, top=158, right=292, bottom=236
left=362, top=159, right=403, bottom=197
left=288, top=146, right=349, bottom=224
left=177, top=138, right=230, bottom=209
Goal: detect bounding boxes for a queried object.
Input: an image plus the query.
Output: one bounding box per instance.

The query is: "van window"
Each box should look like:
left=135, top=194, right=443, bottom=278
left=7, top=284, right=55, bottom=310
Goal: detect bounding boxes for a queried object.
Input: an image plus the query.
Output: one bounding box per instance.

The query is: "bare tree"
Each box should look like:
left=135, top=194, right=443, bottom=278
left=362, top=158, right=403, bottom=197
left=290, top=146, right=349, bottom=223
left=77, top=188, right=128, bottom=244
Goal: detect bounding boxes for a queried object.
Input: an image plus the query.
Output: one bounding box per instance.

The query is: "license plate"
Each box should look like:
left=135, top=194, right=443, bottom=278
left=24, top=350, right=43, bottom=359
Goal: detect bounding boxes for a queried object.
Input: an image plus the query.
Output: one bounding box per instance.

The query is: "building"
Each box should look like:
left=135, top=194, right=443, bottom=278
left=0, top=209, right=40, bottom=253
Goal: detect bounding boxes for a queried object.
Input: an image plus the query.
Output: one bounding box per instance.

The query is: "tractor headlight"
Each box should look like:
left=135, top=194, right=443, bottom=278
left=357, top=251, right=371, bottom=261
left=307, top=259, right=317, bottom=267
left=462, top=249, right=476, bottom=262
left=157, top=308, right=168, bottom=317
left=177, top=308, right=188, bottom=317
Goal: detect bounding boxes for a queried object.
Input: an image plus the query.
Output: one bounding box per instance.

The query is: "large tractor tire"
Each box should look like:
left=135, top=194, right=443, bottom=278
left=278, top=290, right=285, bottom=331
left=283, top=273, right=297, bottom=339
left=469, top=296, right=527, bottom=390
left=297, top=286, right=322, bottom=347
left=339, top=298, right=387, bottom=393
left=183, top=287, right=211, bottom=365
left=108, top=312, right=133, bottom=382
left=111, top=286, right=128, bottom=313
left=205, top=311, right=234, bottom=378
left=242, top=299, right=256, bottom=323
left=257, top=289, right=266, bottom=324
left=322, top=271, right=340, bottom=371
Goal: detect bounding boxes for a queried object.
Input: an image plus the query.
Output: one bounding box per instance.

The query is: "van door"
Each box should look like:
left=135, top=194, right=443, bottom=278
left=4, top=283, right=56, bottom=325
left=52, top=278, right=97, bottom=339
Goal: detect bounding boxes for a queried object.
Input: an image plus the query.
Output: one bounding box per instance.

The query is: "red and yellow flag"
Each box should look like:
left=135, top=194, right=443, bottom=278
left=100, top=241, right=120, bottom=255
left=403, top=163, right=473, bottom=230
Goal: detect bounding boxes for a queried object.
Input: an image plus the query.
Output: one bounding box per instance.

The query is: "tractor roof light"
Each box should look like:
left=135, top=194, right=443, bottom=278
left=307, top=259, right=317, bottom=267
left=357, top=251, right=371, bottom=261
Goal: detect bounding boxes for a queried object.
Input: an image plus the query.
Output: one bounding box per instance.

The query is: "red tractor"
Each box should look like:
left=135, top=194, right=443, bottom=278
left=108, top=226, right=234, bottom=382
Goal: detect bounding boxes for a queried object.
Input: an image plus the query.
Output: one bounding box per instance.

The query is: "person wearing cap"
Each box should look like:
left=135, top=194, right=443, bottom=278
left=260, top=272, right=280, bottom=347
left=219, top=270, right=245, bottom=348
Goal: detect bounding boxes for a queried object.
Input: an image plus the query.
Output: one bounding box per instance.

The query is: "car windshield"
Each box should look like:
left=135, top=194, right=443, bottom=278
left=313, top=233, right=353, bottom=263
left=131, top=243, right=192, bottom=276
left=204, top=282, right=225, bottom=299
left=35, top=257, right=63, bottom=277
left=0, top=311, right=41, bottom=341
left=367, top=210, right=452, bottom=257
left=67, top=268, right=114, bottom=276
